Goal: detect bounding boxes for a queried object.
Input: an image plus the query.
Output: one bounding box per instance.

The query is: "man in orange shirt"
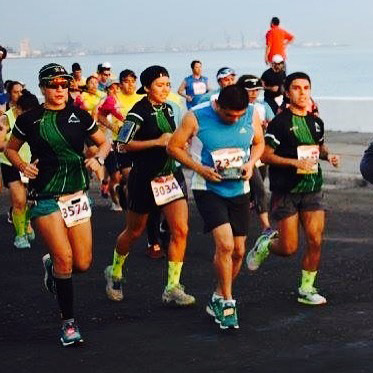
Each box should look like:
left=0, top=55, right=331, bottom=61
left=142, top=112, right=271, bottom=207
left=265, top=17, right=294, bottom=65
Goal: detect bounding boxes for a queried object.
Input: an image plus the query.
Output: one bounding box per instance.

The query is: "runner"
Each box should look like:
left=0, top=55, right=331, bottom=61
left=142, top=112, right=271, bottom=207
left=178, top=60, right=210, bottom=109
left=0, top=90, right=39, bottom=249
left=104, top=65, right=195, bottom=306
left=246, top=72, right=340, bottom=305
left=237, top=75, right=275, bottom=234
left=167, top=84, right=265, bottom=329
left=5, top=63, right=110, bottom=346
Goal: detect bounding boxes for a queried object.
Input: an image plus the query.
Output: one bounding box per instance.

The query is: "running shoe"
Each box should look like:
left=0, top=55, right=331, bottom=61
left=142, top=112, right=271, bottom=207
left=262, top=227, right=279, bottom=239
left=14, top=235, right=31, bottom=249
left=162, top=284, right=196, bottom=306
left=100, top=182, right=109, bottom=199
left=146, top=243, right=166, bottom=259
left=42, top=254, right=56, bottom=294
left=7, top=207, right=12, bottom=224
left=206, top=296, right=223, bottom=324
left=220, top=300, right=239, bottom=330
left=104, top=265, right=124, bottom=301
left=60, top=319, right=83, bottom=347
left=298, top=287, right=327, bottom=305
left=246, top=233, right=271, bottom=271
left=110, top=202, right=123, bottom=212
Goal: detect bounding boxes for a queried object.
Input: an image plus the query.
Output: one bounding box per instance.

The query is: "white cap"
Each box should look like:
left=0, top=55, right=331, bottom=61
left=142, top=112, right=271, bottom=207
left=102, top=61, right=112, bottom=69
left=272, top=54, right=284, bottom=63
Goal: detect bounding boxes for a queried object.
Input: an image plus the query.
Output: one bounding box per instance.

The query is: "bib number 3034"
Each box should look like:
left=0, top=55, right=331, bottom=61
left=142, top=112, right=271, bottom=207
left=57, top=192, right=92, bottom=227
left=151, top=175, right=184, bottom=206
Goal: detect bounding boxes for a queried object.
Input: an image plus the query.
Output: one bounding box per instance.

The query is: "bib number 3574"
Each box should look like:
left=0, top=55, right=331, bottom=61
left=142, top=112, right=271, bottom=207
left=151, top=175, right=184, bottom=206
left=57, top=193, right=91, bottom=227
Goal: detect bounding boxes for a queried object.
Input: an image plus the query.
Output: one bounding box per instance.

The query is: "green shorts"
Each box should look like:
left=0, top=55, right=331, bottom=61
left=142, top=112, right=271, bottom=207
left=29, top=195, right=94, bottom=220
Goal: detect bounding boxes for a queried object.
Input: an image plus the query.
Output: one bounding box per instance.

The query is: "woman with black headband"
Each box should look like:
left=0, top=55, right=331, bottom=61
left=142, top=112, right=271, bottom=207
left=104, top=65, right=195, bottom=307
left=5, top=63, right=110, bottom=347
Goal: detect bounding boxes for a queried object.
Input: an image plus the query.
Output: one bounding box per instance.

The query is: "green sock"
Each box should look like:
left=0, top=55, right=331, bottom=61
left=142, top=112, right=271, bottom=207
left=300, top=270, right=317, bottom=292
left=111, top=249, right=128, bottom=279
left=166, top=261, right=183, bottom=290
left=12, top=208, right=26, bottom=237
left=25, top=206, right=32, bottom=234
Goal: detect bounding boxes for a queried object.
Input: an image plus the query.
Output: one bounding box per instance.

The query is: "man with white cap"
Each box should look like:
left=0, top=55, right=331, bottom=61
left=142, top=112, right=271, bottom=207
left=97, top=62, right=113, bottom=92
left=197, top=67, right=236, bottom=105
left=261, top=54, right=286, bottom=115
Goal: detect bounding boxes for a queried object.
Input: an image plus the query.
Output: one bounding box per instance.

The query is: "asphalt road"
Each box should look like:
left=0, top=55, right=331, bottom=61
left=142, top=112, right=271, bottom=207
left=1, top=185, right=373, bottom=373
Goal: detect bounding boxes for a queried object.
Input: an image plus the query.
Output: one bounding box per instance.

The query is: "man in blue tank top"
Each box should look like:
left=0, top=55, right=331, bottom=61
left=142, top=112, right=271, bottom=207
left=168, top=85, right=265, bottom=329
left=177, top=60, right=210, bottom=109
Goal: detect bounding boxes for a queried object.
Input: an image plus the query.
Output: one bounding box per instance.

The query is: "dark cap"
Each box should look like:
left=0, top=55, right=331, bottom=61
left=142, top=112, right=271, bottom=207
left=137, top=65, right=169, bottom=94
left=39, top=63, right=72, bottom=83
left=237, top=75, right=263, bottom=91
left=72, top=62, right=81, bottom=72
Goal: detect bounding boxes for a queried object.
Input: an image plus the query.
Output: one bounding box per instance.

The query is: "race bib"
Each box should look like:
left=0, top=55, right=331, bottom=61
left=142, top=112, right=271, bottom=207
left=151, top=174, right=184, bottom=206
left=211, top=148, right=246, bottom=179
left=192, top=81, right=207, bottom=95
left=297, top=145, right=319, bottom=174
left=57, top=192, right=92, bottom=227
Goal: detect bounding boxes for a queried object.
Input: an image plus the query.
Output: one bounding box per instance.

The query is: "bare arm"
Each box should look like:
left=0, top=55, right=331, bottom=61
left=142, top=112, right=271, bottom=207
left=0, top=115, right=9, bottom=151
left=97, top=112, right=121, bottom=135
left=177, top=80, right=192, bottom=102
left=84, top=128, right=111, bottom=172
left=261, top=144, right=316, bottom=172
left=5, top=135, right=39, bottom=178
left=167, top=111, right=221, bottom=182
left=319, top=143, right=340, bottom=168
left=241, top=110, right=265, bottom=180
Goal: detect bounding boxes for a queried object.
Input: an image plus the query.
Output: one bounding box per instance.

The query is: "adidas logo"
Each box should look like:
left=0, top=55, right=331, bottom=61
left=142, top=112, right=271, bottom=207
left=239, top=127, right=247, bottom=134
left=68, top=113, right=80, bottom=124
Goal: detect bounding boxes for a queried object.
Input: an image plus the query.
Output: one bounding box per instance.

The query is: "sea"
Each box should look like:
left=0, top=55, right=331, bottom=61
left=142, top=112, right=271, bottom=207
left=3, top=45, right=372, bottom=132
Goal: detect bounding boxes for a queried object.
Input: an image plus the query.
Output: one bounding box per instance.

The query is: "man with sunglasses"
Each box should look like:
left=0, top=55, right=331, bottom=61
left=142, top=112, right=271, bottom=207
left=168, top=85, right=264, bottom=329
left=5, top=63, right=110, bottom=347
left=97, top=62, right=113, bottom=92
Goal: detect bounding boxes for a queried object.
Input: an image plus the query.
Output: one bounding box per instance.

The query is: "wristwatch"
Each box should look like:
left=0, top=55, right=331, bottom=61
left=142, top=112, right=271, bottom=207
left=95, top=156, right=105, bottom=166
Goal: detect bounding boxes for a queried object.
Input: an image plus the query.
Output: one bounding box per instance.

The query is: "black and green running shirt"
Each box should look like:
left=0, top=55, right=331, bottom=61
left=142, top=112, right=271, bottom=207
left=265, top=108, right=324, bottom=193
left=126, top=97, right=178, bottom=180
left=12, top=105, right=98, bottom=197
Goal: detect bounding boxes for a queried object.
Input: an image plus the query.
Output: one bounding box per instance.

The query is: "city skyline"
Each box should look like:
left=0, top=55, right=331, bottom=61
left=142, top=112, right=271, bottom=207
left=1, top=0, right=373, bottom=51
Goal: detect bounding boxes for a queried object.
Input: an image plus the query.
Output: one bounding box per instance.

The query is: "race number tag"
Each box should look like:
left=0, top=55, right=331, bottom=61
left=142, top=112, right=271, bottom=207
left=211, top=148, right=246, bottom=179
left=192, top=81, right=207, bottom=95
left=297, top=145, right=319, bottom=174
left=151, top=174, right=184, bottom=206
left=57, top=192, right=91, bottom=227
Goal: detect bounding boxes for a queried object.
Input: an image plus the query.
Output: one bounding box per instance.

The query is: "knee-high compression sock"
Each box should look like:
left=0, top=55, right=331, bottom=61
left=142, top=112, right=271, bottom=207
left=12, top=208, right=26, bottom=236
left=111, top=249, right=128, bottom=279
left=300, top=270, right=317, bottom=292
left=54, top=275, right=74, bottom=320
left=166, top=261, right=183, bottom=290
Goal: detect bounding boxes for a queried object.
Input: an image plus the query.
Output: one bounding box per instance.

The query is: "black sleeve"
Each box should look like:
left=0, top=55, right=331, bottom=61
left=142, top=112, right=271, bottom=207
left=75, top=108, right=98, bottom=135
left=12, top=112, right=28, bottom=141
left=265, top=115, right=283, bottom=150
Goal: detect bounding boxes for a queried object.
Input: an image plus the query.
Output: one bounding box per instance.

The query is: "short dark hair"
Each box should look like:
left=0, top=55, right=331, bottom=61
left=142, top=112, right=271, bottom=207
left=86, top=75, right=98, bottom=84
left=284, top=72, right=311, bottom=91
left=191, top=60, right=201, bottom=69
left=17, top=89, right=39, bottom=112
left=119, top=69, right=137, bottom=82
left=217, top=85, right=249, bottom=111
left=271, top=17, right=280, bottom=25
left=72, top=62, right=81, bottom=72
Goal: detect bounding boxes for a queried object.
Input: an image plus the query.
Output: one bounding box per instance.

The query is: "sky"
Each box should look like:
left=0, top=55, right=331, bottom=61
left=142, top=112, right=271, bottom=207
left=1, top=0, right=373, bottom=50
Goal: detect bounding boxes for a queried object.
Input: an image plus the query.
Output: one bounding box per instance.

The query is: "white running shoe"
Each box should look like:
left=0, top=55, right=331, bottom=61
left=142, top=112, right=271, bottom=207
left=298, top=287, right=327, bottom=305
left=104, top=265, right=124, bottom=301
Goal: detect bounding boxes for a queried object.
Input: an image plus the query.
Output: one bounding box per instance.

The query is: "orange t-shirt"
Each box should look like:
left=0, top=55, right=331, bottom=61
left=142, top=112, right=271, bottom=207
left=266, top=26, right=294, bottom=62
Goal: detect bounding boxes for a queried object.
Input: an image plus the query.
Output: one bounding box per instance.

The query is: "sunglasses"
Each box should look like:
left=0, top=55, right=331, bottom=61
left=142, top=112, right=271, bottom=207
left=43, top=78, right=70, bottom=89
